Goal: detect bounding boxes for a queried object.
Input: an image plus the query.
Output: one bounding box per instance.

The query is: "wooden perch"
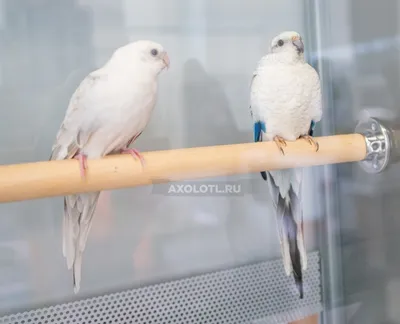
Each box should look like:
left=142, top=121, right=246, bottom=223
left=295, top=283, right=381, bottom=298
left=0, top=134, right=366, bottom=203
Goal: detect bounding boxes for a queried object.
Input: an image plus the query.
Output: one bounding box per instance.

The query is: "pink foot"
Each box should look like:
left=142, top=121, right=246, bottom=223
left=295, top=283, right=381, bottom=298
left=74, top=154, right=88, bottom=178
left=121, top=148, right=145, bottom=167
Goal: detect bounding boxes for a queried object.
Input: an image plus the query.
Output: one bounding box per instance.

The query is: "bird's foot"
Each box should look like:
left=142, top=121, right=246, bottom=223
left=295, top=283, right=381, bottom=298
left=74, top=154, right=88, bottom=178
left=273, top=136, right=287, bottom=155
left=299, top=135, right=319, bottom=152
left=121, top=148, right=145, bottom=167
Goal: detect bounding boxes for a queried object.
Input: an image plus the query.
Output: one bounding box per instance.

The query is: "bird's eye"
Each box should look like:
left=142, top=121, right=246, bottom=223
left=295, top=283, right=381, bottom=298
left=277, top=39, right=284, bottom=47
left=151, top=49, right=158, bottom=56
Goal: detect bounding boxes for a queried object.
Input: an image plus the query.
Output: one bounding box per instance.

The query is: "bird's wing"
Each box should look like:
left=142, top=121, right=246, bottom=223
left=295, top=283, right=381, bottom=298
left=51, top=69, right=108, bottom=294
left=249, top=72, right=259, bottom=120
left=306, top=64, right=323, bottom=124
left=250, top=72, right=268, bottom=180
left=308, top=120, right=316, bottom=136
left=49, top=70, right=107, bottom=161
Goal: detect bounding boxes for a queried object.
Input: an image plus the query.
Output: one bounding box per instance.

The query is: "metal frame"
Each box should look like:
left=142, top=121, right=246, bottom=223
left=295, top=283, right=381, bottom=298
left=303, top=1, right=346, bottom=323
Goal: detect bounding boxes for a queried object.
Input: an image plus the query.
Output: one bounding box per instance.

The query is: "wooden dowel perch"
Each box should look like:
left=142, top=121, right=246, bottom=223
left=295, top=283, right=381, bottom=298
left=0, top=134, right=366, bottom=203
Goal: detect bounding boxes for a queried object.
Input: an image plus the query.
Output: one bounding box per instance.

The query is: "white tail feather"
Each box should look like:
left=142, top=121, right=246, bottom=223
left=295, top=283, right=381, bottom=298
left=63, top=192, right=100, bottom=293
left=297, top=226, right=308, bottom=271
left=281, top=230, right=292, bottom=276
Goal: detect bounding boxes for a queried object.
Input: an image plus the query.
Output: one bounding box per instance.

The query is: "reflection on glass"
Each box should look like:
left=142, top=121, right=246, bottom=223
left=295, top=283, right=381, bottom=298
left=0, top=0, right=326, bottom=321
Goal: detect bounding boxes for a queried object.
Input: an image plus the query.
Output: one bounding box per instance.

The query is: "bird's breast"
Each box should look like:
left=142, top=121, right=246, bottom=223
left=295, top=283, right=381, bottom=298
left=252, top=64, right=314, bottom=141
left=82, top=80, right=157, bottom=157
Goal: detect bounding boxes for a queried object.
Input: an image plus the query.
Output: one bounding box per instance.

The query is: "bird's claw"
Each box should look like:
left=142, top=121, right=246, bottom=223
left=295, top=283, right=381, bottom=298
left=300, top=135, right=319, bottom=152
left=121, top=148, right=145, bottom=168
left=273, top=136, right=287, bottom=155
left=74, top=154, right=88, bottom=179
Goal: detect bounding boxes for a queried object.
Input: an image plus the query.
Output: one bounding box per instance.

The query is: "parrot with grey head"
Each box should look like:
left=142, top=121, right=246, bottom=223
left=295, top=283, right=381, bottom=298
left=249, top=31, right=322, bottom=298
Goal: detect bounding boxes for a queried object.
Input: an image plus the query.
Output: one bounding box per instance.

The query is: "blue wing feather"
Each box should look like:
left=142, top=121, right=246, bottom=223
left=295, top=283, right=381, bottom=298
left=253, top=120, right=267, bottom=180
left=308, top=120, right=316, bottom=136
left=253, top=121, right=266, bottom=142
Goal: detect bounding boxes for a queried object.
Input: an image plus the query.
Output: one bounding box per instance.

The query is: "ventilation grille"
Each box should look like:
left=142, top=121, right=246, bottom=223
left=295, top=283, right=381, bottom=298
left=0, top=251, right=321, bottom=324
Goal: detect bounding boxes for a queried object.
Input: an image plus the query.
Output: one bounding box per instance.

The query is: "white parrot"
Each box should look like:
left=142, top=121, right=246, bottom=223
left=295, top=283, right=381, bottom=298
left=249, top=31, right=322, bottom=298
left=50, top=40, right=170, bottom=293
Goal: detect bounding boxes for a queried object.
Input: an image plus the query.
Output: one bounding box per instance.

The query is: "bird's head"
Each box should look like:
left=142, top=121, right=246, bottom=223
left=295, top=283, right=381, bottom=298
left=110, top=40, right=170, bottom=74
left=270, top=31, right=305, bottom=57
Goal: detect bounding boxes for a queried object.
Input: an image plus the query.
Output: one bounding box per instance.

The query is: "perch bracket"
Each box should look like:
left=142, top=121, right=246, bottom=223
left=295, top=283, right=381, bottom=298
left=355, top=117, right=391, bottom=173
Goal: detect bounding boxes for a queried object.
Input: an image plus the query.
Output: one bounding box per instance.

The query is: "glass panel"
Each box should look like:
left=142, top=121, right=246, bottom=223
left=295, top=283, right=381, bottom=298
left=0, top=0, right=322, bottom=319
left=316, top=0, right=400, bottom=323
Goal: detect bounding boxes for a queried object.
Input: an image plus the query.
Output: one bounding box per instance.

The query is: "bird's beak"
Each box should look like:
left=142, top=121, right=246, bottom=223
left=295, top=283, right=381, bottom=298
left=292, top=36, right=304, bottom=54
left=162, top=52, right=170, bottom=69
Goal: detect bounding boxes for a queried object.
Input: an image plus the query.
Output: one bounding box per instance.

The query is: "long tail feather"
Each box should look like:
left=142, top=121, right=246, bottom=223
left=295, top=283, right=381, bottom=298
left=278, top=194, right=303, bottom=298
left=64, top=192, right=100, bottom=293
left=267, top=171, right=306, bottom=299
